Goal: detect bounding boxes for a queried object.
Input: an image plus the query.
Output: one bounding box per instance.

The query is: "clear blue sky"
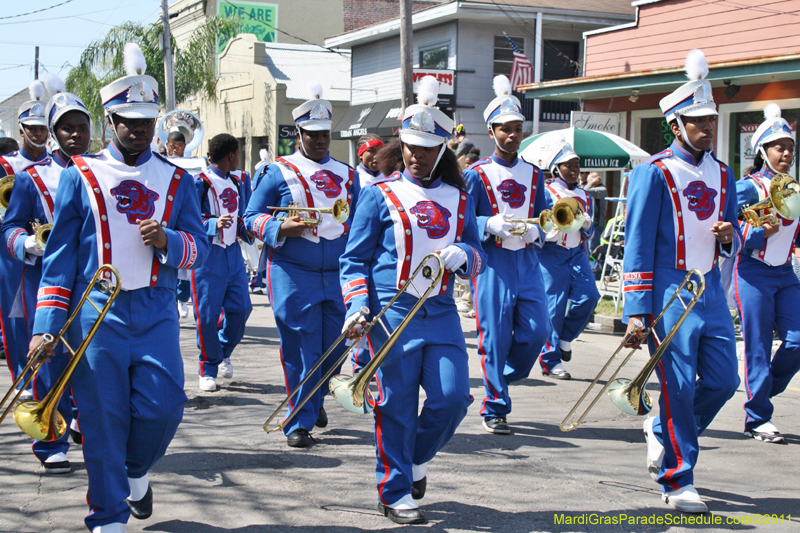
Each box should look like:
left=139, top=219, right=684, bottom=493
left=0, top=0, right=164, bottom=102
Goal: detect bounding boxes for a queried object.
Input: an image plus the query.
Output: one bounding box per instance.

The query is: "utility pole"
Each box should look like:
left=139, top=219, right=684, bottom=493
left=34, top=46, right=39, bottom=80
left=160, top=0, right=176, bottom=111
left=399, top=0, right=413, bottom=113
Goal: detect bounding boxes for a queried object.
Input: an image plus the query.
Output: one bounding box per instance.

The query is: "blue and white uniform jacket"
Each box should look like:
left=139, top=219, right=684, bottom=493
left=624, top=142, right=742, bottom=316
left=340, top=170, right=486, bottom=320
left=464, top=152, right=547, bottom=251
left=356, top=163, right=385, bottom=188
left=0, top=148, right=47, bottom=178
left=196, top=164, right=253, bottom=247
left=736, top=167, right=800, bottom=266
left=32, top=146, right=209, bottom=335
left=3, top=151, right=72, bottom=267
left=244, top=150, right=360, bottom=272
left=543, top=177, right=593, bottom=249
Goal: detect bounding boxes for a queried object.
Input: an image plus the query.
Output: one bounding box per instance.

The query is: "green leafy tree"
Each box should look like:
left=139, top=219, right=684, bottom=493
left=66, top=16, right=240, bottom=143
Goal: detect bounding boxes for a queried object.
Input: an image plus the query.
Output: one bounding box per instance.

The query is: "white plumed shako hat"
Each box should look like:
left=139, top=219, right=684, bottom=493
left=659, top=49, right=717, bottom=123
left=292, top=80, right=333, bottom=131
left=18, top=80, right=48, bottom=127
left=100, top=43, right=160, bottom=119
left=400, top=76, right=453, bottom=148
left=483, top=75, right=525, bottom=127
left=539, top=132, right=579, bottom=175
left=43, top=73, right=91, bottom=132
left=752, top=103, right=793, bottom=153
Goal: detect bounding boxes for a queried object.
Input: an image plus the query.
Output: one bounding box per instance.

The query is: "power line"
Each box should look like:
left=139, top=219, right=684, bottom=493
left=0, top=0, right=76, bottom=21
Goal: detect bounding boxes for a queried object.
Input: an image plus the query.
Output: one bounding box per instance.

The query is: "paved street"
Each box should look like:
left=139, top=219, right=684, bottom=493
left=1, top=292, right=798, bottom=532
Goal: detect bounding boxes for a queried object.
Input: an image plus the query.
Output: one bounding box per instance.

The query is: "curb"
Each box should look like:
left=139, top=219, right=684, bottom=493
left=589, top=313, right=626, bottom=333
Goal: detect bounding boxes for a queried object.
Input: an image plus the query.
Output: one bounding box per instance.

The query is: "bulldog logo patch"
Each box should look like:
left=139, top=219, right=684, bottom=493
left=110, top=180, right=160, bottom=223
left=409, top=200, right=451, bottom=239
left=219, top=188, right=238, bottom=213
left=682, top=181, right=717, bottom=221
left=496, top=179, right=527, bottom=208
left=310, top=170, right=343, bottom=198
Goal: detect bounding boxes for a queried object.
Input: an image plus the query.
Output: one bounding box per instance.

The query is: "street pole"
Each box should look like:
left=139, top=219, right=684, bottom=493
left=161, top=0, right=176, bottom=111
left=399, top=0, right=413, bottom=113
left=34, top=46, right=39, bottom=80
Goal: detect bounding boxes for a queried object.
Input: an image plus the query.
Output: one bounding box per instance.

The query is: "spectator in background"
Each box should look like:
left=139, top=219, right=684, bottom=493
left=454, top=123, right=474, bottom=159
left=0, top=137, right=19, bottom=156
left=460, top=147, right=481, bottom=171
left=579, top=171, right=608, bottom=253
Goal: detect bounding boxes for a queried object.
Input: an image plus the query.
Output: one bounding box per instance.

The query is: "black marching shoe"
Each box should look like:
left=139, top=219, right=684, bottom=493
left=482, top=416, right=511, bottom=434
left=377, top=502, right=426, bottom=525
left=70, top=429, right=83, bottom=445
left=411, top=477, right=426, bottom=500
left=287, top=428, right=313, bottom=448
left=542, top=363, right=571, bottom=380
left=127, top=485, right=153, bottom=520
left=42, top=454, right=72, bottom=475
left=315, top=406, right=328, bottom=428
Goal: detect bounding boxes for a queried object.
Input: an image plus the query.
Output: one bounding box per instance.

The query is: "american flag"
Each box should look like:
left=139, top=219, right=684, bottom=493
left=507, top=35, right=533, bottom=90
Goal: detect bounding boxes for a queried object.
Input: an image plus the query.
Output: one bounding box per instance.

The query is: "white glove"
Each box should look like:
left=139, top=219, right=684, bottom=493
left=521, top=224, right=543, bottom=244
left=24, top=235, right=43, bottom=257
left=581, top=213, right=593, bottom=231
left=485, top=214, right=515, bottom=240
left=342, top=306, right=369, bottom=347
left=438, top=245, right=468, bottom=272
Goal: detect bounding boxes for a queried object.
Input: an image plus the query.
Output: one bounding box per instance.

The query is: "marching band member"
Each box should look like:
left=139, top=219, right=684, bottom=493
left=28, top=43, right=208, bottom=532
left=340, top=76, right=485, bottom=524
left=734, top=103, right=800, bottom=444
left=165, top=130, right=186, bottom=157
left=244, top=80, right=359, bottom=448
left=192, top=134, right=253, bottom=391
left=355, top=133, right=385, bottom=187
left=463, top=75, right=550, bottom=434
left=536, top=135, right=599, bottom=380
left=1, top=80, right=50, bottom=402
left=625, top=50, right=741, bottom=513
left=1, top=74, right=91, bottom=474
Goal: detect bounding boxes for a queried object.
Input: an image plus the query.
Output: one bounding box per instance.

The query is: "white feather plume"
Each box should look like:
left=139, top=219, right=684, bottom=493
left=306, top=79, right=323, bottom=100
left=416, top=75, right=440, bottom=106
left=259, top=148, right=269, bottom=161
left=43, top=73, right=66, bottom=97
left=493, top=75, right=512, bottom=97
left=684, top=49, right=709, bottom=81
left=28, top=80, right=45, bottom=101
left=763, top=103, right=782, bottom=120
left=123, top=43, right=147, bottom=76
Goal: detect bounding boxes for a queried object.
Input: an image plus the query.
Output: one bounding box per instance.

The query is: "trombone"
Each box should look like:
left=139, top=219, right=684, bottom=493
left=497, top=197, right=585, bottom=243
left=263, top=253, right=444, bottom=432
left=0, top=175, right=13, bottom=217
left=739, top=173, right=800, bottom=228
left=264, top=199, right=349, bottom=226
left=560, top=269, right=704, bottom=432
left=0, top=265, right=121, bottom=441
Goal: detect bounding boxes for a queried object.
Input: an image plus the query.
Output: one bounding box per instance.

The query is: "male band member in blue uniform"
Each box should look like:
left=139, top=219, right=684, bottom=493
left=463, top=75, right=550, bottom=434
left=625, top=49, right=741, bottom=514
left=2, top=74, right=91, bottom=474
left=244, top=80, right=360, bottom=448
left=734, top=103, right=800, bottom=444
left=340, top=76, right=485, bottom=524
left=27, top=43, right=208, bottom=533
left=192, top=133, right=253, bottom=391
left=535, top=135, right=599, bottom=380
left=0, top=80, right=50, bottom=402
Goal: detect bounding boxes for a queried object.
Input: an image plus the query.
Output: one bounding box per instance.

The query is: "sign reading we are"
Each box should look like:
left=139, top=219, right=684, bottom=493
left=218, top=1, right=278, bottom=53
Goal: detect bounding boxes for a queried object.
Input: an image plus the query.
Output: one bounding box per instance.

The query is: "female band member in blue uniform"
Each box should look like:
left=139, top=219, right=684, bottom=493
left=340, top=76, right=485, bottom=524
left=192, top=133, right=253, bottom=392
left=2, top=73, right=91, bottom=474
left=734, top=103, right=800, bottom=444
left=463, top=75, right=550, bottom=434
left=28, top=43, right=208, bottom=533
left=625, top=50, right=741, bottom=514
left=536, top=135, right=599, bottom=380
left=355, top=133, right=385, bottom=187
left=244, top=80, right=359, bottom=448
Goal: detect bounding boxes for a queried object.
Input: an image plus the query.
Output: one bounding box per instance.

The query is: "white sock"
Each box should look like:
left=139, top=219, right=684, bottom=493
left=92, top=523, right=126, bottom=533
left=559, top=340, right=572, bottom=351
left=412, top=462, right=428, bottom=482
left=389, top=494, right=418, bottom=510
left=754, top=421, right=779, bottom=433
left=128, top=473, right=149, bottom=501
left=70, top=419, right=80, bottom=433
left=45, top=452, right=67, bottom=463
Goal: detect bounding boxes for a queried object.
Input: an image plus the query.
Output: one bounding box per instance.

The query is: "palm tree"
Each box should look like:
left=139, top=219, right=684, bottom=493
left=66, top=16, right=240, bottom=144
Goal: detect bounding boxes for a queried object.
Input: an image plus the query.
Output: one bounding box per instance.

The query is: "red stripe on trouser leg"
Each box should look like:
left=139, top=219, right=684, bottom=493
left=191, top=271, right=209, bottom=376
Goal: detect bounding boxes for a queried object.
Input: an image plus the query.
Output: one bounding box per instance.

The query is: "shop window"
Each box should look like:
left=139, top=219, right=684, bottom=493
left=542, top=40, right=579, bottom=81
left=640, top=117, right=675, bottom=159
left=730, top=109, right=798, bottom=179
left=420, top=45, right=448, bottom=70
left=493, top=35, right=524, bottom=77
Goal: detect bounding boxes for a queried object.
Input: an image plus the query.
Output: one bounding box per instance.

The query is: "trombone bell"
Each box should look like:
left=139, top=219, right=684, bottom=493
left=0, top=175, right=13, bottom=217
left=13, top=401, right=67, bottom=442
left=329, top=374, right=374, bottom=414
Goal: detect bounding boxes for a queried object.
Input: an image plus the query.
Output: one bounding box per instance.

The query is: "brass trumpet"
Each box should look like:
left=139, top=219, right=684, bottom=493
left=263, top=254, right=444, bottom=432
left=0, top=175, right=13, bottom=217
left=503, top=209, right=554, bottom=237
left=496, top=197, right=585, bottom=243
left=740, top=173, right=800, bottom=228
left=560, top=269, right=705, bottom=432
left=265, top=199, right=349, bottom=226
left=32, top=220, right=52, bottom=251
left=0, top=265, right=121, bottom=441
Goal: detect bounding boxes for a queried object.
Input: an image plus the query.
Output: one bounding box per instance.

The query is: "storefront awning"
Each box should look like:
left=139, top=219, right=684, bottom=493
left=331, top=100, right=403, bottom=140
left=518, top=53, right=800, bottom=102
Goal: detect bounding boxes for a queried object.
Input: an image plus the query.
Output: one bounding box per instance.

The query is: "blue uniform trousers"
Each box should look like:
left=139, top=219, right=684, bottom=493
left=538, top=243, right=600, bottom=370
left=267, top=258, right=345, bottom=435
left=646, top=267, right=739, bottom=492
left=472, top=245, right=550, bottom=418
left=176, top=279, right=190, bottom=304
left=191, top=243, right=252, bottom=378
left=367, top=297, right=472, bottom=506
left=0, top=246, right=27, bottom=386
left=67, top=285, right=186, bottom=530
left=733, top=255, right=800, bottom=430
